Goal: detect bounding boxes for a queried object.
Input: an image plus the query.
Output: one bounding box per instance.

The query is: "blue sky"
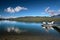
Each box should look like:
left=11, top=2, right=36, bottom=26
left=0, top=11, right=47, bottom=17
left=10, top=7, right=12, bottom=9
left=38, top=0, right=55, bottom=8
left=0, top=0, right=60, bottom=18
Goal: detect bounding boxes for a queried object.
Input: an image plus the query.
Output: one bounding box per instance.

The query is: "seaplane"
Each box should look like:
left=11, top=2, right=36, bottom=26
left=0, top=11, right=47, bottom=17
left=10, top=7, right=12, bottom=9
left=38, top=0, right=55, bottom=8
left=42, top=21, right=54, bottom=32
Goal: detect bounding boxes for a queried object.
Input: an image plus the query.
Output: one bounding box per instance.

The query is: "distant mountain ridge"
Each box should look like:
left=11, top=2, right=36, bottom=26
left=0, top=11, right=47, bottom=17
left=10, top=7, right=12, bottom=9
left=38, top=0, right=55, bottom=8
left=52, top=14, right=60, bottom=18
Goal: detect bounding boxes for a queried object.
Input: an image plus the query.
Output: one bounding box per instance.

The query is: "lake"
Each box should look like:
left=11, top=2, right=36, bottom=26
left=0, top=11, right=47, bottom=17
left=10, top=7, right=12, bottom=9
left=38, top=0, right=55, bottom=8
left=0, top=20, right=60, bottom=40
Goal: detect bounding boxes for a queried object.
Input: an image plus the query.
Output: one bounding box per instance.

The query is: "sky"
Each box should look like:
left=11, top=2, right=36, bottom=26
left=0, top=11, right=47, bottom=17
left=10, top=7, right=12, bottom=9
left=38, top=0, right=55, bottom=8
left=0, top=0, right=60, bottom=18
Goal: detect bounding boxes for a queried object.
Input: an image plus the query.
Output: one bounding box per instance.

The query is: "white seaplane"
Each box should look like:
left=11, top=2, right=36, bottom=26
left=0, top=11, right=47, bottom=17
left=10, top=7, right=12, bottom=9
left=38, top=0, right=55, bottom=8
left=42, top=21, right=54, bottom=32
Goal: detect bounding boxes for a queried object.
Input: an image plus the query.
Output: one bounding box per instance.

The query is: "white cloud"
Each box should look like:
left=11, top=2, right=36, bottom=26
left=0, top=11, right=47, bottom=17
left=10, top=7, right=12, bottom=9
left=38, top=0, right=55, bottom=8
left=45, top=7, right=50, bottom=12
left=45, top=7, right=54, bottom=13
left=5, top=6, right=28, bottom=13
left=45, top=7, right=60, bottom=16
left=0, top=16, right=17, bottom=19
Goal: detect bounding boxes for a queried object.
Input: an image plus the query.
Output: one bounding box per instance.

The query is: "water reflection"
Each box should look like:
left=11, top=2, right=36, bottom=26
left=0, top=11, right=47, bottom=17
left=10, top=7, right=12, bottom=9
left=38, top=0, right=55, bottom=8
left=42, top=25, right=54, bottom=32
left=42, top=22, right=60, bottom=33
left=0, top=20, right=60, bottom=35
left=0, top=20, right=17, bottom=23
left=6, top=27, right=27, bottom=33
left=53, top=26, right=60, bottom=33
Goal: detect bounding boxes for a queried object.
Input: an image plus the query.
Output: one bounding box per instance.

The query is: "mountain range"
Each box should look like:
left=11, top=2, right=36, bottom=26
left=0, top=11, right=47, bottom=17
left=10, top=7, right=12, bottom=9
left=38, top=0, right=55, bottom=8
left=52, top=14, right=60, bottom=18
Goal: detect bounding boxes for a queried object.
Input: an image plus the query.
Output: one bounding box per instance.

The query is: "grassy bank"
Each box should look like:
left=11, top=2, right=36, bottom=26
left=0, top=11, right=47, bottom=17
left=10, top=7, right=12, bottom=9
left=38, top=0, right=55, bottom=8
left=8, top=17, right=60, bottom=22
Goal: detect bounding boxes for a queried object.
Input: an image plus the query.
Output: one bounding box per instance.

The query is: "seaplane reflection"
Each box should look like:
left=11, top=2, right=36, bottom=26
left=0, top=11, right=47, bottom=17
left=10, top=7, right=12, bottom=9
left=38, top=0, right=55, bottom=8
left=42, top=21, right=54, bottom=32
left=6, top=27, right=27, bottom=33
left=7, top=27, right=21, bottom=33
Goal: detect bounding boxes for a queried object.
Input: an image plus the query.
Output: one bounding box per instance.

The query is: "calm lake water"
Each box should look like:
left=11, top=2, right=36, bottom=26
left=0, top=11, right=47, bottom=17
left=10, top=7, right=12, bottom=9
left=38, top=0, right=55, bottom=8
left=0, top=20, right=60, bottom=37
